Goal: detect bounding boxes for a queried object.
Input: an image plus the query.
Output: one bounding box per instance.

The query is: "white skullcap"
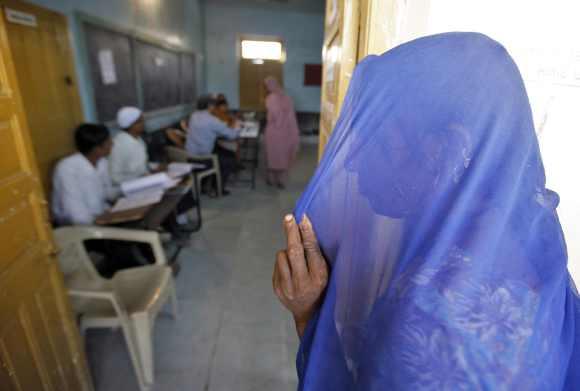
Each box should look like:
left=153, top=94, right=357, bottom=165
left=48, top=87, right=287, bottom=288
left=117, top=106, right=143, bottom=129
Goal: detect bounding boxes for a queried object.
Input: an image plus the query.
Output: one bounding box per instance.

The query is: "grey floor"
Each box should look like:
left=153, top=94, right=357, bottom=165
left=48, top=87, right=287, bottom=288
left=85, top=142, right=318, bottom=391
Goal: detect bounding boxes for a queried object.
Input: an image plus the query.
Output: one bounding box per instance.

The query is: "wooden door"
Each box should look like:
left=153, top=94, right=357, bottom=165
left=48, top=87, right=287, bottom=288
left=358, top=0, right=399, bottom=61
left=0, top=6, right=93, bottom=391
left=318, top=0, right=360, bottom=158
left=239, top=58, right=283, bottom=111
left=358, top=0, right=431, bottom=62
left=1, top=0, right=83, bottom=196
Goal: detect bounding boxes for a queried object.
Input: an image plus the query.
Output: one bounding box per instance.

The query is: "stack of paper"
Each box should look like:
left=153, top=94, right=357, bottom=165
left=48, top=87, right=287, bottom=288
left=167, top=163, right=191, bottom=178
left=110, top=173, right=179, bottom=213
left=240, top=121, right=260, bottom=138
left=167, top=162, right=206, bottom=178
left=110, top=189, right=164, bottom=213
left=121, top=173, right=175, bottom=196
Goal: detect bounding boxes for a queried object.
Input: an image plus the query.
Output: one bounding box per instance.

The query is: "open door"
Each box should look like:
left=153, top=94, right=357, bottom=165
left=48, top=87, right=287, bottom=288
left=319, top=0, right=432, bottom=158
left=1, top=0, right=83, bottom=196
left=0, top=6, right=92, bottom=391
left=318, top=0, right=360, bottom=158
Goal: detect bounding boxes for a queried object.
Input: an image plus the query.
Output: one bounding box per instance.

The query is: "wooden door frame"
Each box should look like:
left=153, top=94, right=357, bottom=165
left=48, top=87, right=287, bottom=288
left=318, top=0, right=360, bottom=158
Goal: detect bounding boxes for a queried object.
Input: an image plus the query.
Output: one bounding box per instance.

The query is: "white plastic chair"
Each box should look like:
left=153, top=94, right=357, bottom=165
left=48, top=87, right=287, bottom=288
left=166, top=145, right=223, bottom=197
left=53, top=226, right=179, bottom=391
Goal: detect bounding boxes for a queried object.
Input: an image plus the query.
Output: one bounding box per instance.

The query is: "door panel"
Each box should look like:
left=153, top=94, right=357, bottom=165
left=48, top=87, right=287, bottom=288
left=318, top=0, right=359, bottom=158
left=0, top=5, right=92, bottom=391
left=239, top=59, right=283, bottom=111
left=2, top=0, right=83, bottom=197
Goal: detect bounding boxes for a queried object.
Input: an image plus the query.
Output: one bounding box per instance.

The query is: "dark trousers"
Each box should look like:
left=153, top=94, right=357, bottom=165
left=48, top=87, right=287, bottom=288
left=84, top=239, right=154, bottom=278
left=214, top=144, right=237, bottom=188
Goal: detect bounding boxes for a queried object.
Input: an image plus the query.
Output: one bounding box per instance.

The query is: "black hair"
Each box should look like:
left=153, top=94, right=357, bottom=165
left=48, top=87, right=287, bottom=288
left=197, top=95, right=217, bottom=110
left=216, top=97, right=228, bottom=107
left=74, top=123, right=110, bottom=155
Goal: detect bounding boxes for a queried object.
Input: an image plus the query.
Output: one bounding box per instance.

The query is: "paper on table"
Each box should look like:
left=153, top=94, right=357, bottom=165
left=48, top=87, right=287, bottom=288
left=167, top=162, right=207, bottom=178
left=121, top=173, right=172, bottom=196
left=148, top=162, right=161, bottom=171
left=110, top=189, right=164, bottom=213
left=168, top=163, right=192, bottom=178
left=163, top=178, right=181, bottom=189
left=240, top=121, right=259, bottom=138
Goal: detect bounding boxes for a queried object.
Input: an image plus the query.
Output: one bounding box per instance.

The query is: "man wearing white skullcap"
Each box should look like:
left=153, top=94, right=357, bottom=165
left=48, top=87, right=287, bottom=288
left=109, top=106, right=149, bottom=186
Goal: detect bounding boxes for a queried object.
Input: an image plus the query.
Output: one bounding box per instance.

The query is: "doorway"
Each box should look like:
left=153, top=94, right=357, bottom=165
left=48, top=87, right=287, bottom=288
left=239, top=37, right=284, bottom=111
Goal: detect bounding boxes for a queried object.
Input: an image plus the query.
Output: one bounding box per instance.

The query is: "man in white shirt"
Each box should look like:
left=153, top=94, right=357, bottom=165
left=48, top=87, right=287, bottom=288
left=109, top=106, right=149, bottom=186
left=52, top=124, right=116, bottom=225
left=111, top=106, right=198, bottom=230
left=186, top=95, right=241, bottom=194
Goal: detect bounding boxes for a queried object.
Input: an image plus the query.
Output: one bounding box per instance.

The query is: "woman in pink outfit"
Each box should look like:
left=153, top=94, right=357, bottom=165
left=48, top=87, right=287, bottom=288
left=264, top=77, right=300, bottom=189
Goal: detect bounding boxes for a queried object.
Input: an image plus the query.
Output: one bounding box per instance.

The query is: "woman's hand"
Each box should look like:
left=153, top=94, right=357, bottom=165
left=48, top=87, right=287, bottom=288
left=273, top=214, right=329, bottom=337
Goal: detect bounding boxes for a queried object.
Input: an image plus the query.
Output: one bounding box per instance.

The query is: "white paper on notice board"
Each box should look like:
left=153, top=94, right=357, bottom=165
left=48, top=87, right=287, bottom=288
left=98, top=49, right=117, bottom=85
left=154, top=56, right=166, bottom=67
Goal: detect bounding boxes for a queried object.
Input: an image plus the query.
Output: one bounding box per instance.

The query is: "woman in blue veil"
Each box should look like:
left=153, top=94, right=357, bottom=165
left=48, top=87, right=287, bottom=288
left=273, top=32, right=580, bottom=390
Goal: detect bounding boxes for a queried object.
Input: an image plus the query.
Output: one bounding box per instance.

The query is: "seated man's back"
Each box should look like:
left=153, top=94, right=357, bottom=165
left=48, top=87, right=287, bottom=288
left=186, top=96, right=239, bottom=156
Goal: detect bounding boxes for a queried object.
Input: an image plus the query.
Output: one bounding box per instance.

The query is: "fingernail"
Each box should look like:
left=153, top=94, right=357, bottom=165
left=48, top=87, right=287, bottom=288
left=284, top=214, right=294, bottom=223
left=301, top=214, right=311, bottom=229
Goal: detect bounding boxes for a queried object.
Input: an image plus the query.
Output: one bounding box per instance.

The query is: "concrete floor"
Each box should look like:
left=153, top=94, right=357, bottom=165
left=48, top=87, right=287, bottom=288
left=85, top=142, right=318, bottom=391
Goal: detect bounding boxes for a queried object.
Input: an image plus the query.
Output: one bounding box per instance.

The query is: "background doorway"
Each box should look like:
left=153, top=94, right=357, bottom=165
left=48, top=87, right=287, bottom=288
left=239, top=37, right=284, bottom=111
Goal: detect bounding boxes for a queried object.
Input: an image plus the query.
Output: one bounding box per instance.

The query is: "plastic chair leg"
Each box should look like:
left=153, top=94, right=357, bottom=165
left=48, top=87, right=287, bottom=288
left=170, top=283, right=179, bottom=320
left=119, top=321, right=149, bottom=391
left=215, top=171, right=223, bottom=197
left=132, top=315, right=154, bottom=385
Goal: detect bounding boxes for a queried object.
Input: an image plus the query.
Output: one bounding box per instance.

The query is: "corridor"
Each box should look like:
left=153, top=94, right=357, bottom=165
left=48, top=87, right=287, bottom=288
left=85, top=142, right=318, bottom=391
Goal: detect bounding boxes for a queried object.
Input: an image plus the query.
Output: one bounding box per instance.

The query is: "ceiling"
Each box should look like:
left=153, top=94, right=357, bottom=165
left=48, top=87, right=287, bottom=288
left=205, top=0, right=326, bottom=14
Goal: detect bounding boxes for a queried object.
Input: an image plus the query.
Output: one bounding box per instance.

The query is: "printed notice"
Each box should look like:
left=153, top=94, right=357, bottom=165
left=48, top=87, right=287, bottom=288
left=5, top=8, right=37, bottom=27
left=154, top=56, right=166, bottom=67
left=98, top=49, right=117, bottom=85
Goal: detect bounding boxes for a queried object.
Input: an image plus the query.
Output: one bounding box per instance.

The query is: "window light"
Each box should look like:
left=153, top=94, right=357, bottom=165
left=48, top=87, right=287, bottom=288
left=241, top=40, right=282, bottom=60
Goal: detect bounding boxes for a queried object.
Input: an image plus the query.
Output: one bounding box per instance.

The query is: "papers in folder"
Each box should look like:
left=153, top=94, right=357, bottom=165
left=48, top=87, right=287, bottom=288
left=110, top=189, right=164, bottom=213
left=111, top=172, right=181, bottom=213
left=121, top=173, right=177, bottom=196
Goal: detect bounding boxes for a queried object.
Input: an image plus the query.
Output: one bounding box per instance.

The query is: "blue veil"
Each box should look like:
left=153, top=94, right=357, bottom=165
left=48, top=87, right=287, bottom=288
left=294, top=33, right=580, bottom=390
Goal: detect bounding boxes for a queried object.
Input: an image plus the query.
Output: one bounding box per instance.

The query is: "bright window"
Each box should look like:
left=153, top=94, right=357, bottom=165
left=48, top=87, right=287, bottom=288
left=241, top=40, right=282, bottom=61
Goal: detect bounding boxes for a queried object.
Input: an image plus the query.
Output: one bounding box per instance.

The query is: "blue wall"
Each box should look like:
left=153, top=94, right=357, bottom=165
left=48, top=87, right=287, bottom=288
left=26, top=0, right=205, bottom=131
left=204, top=2, right=324, bottom=112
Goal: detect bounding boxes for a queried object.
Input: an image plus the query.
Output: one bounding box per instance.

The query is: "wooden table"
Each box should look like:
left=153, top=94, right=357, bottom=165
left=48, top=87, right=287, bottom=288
left=94, top=176, right=195, bottom=268
left=95, top=176, right=194, bottom=229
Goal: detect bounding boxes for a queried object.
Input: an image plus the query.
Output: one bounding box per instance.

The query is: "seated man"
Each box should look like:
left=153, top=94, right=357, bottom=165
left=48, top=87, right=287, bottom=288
left=52, top=123, right=116, bottom=225
left=213, top=93, right=243, bottom=165
left=214, top=93, right=236, bottom=126
left=109, top=106, right=149, bottom=186
left=111, top=106, right=199, bottom=231
left=186, top=95, right=241, bottom=194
